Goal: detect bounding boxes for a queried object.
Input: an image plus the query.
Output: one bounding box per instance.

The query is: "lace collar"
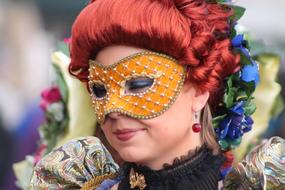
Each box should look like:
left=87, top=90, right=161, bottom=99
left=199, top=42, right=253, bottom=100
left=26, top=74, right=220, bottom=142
left=118, top=146, right=225, bottom=190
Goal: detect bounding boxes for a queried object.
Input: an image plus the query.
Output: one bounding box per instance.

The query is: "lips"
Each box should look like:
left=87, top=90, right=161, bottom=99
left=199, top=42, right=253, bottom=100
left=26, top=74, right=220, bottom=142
left=113, top=128, right=145, bottom=141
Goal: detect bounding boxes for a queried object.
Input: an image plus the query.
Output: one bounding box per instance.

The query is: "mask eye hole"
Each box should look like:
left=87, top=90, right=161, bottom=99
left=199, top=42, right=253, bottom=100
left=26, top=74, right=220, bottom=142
left=90, top=83, right=107, bottom=99
left=125, top=77, right=154, bottom=94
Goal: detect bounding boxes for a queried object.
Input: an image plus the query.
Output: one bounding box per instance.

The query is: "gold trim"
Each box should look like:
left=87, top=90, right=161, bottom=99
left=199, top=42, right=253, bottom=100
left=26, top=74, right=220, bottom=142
left=88, top=51, right=186, bottom=125
left=88, top=80, right=109, bottom=101
left=80, top=173, right=118, bottom=190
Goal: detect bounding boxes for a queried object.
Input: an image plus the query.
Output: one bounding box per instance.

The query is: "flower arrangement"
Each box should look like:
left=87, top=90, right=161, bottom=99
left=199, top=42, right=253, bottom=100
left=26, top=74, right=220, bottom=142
left=38, top=85, right=68, bottom=154
left=212, top=1, right=260, bottom=151
left=36, top=41, right=70, bottom=157
left=211, top=0, right=262, bottom=179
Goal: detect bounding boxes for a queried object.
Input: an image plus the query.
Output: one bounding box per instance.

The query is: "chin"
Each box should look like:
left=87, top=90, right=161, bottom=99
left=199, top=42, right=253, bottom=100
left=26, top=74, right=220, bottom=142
left=118, top=147, right=148, bottom=163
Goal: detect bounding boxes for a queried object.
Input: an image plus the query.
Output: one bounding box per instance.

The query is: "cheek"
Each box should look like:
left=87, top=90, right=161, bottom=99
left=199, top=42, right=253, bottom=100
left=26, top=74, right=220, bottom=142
left=142, top=107, right=192, bottom=134
left=100, top=123, right=114, bottom=143
left=156, top=123, right=187, bottom=137
left=139, top=117, right=189, bottom=143
left=138, top=97, right=193, bottom=142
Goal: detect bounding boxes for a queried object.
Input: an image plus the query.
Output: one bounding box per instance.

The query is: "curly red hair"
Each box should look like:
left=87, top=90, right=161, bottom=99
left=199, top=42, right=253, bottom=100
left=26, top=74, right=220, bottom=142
left=69, top=0, right=240, bottom=110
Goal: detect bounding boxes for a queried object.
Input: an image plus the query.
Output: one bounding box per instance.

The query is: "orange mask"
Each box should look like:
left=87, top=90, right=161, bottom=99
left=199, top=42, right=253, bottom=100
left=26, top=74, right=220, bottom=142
left=88, top=51, right=186, bottom=124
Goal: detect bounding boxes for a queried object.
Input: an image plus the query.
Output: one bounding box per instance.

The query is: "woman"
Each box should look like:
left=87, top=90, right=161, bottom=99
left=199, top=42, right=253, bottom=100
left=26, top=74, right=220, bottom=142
left=31, top=0, right=284, bottom=189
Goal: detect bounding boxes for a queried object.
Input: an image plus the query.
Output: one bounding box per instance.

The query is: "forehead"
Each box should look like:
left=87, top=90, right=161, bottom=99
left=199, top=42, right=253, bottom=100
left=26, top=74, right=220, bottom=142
left=95, top=45, right=147, bottom=66
left=89, top=51, right=178, bottom=79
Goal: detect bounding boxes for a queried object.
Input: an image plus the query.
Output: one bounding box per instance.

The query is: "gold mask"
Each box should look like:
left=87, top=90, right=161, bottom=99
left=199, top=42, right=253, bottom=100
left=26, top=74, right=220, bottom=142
left=88, top=51, right=186, bottom=124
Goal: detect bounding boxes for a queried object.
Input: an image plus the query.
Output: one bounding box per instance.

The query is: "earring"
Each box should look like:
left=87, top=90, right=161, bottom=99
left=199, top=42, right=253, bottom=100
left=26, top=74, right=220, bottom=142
left=192, top=113, right=201, bottom=133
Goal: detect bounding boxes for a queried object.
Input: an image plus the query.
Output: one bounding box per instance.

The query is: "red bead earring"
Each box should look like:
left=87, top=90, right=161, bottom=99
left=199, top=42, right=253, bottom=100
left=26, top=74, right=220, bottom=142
left=192, top=113, right=201, bottom=133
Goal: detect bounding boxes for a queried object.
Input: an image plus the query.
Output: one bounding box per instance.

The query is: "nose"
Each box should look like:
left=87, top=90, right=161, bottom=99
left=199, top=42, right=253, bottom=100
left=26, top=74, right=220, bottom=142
left=108, top=112, right=123, bottom=119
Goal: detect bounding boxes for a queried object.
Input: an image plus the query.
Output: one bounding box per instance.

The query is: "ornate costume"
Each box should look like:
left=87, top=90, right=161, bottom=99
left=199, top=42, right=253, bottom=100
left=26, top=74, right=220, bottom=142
left=30, top=136, right=285, bottom=189
left=15, top=0, right=285, bottom=189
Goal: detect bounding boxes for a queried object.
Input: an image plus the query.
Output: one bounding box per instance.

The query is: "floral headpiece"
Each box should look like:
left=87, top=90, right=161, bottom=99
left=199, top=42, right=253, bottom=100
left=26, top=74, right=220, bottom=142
left=212, top=0, right=260, bottom=151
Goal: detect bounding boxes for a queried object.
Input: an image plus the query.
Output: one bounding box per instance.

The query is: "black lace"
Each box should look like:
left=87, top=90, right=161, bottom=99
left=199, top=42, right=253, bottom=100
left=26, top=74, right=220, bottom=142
left=118, top=146, right=225, bottom=190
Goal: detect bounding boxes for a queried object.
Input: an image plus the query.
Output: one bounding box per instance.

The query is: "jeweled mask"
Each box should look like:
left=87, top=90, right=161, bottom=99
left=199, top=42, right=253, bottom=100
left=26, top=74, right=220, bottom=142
left=88, top=51, right=186, bottom=124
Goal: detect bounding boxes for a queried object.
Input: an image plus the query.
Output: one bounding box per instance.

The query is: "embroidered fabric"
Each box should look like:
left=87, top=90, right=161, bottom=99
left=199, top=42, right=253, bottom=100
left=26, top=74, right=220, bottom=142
left=30, top=136, right=119, bottom=189
left=118, top=146, right=225, bottom=190
left=29, top=136, right=285, bottom=190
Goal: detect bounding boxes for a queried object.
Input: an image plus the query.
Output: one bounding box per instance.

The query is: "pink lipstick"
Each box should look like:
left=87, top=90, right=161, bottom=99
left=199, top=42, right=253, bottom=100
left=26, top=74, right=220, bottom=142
left=113, top=128, right=145, bottom=141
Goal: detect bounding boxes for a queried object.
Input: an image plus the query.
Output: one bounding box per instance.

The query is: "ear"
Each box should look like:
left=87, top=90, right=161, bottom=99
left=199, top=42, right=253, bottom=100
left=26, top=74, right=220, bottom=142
left=182, top=82, right=210, bottom=112
left=191, top=87, right=209, bottom=112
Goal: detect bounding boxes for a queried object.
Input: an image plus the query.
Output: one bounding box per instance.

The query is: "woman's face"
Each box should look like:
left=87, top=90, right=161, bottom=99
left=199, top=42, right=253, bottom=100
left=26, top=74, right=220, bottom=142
left=91, top=45, right=209, bottom=169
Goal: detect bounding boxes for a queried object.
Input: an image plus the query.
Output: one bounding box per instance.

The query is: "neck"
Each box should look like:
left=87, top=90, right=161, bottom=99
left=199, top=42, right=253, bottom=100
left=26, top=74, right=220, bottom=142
left=138, top=131, right=202, bottom=170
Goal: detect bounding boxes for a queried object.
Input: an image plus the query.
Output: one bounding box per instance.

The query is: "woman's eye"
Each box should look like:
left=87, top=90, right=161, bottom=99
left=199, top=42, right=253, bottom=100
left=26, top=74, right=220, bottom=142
left=125, top=77, right=154, bottom=94
left=91, top=83, right=107, bottom=98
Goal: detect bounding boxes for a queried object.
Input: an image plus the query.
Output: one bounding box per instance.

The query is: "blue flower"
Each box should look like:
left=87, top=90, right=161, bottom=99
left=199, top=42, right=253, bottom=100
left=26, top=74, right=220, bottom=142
left=230, top=101, right=245, bottom=115
left=232, top=34, right=260, bottom=87
left=241, top=61, right=260, bottom=87
left=216, top=101, right=253, bottom=140
left=231, top=34, right=247, bottom=49
left=231, top=34, right=252, bottom=58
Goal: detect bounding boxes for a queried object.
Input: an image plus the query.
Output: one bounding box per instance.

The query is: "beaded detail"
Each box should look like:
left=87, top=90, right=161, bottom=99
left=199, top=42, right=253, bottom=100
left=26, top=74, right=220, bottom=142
left=88, top=51, right=186, bottom=124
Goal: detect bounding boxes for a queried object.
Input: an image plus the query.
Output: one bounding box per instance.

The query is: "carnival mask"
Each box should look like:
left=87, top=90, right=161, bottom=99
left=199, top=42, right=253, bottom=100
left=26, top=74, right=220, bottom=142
left=88, top=51, right=186, bottom=124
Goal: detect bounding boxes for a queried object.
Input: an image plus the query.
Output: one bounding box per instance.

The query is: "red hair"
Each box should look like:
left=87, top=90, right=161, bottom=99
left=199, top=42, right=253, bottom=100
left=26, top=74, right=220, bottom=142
left=69, top=0, right=240, bottom=110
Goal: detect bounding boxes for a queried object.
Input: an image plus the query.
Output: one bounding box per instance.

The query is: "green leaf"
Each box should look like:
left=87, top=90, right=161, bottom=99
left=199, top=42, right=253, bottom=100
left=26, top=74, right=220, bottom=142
left=45, top=111, right=55, bottom=121
left=223, top=92, right=233, bottom=108
left=236, top=90, right=247, bottom=100
left=212, top=114, right=227, bottom=129
left=216, top=0, right=227, bottom=3
left=232, top=72, right=241, bottom=81
left=241, top=81, right=255, bottom=97
left=218, top=139, right=229, bottom=151
left=237, top=49, right=252, bottom=66
left=224, top=76, right=235, bottom=106
left=230, top=5, right=246, bottom=21
left=229, top=137, right=242, bottom=149
left=58, top=119, right=69, bottom=134
left=243, top=102, right=256, bottom=116
left=226, top=75, right=233, bottom=89
left=230, top=26, right=237, bottom=40
left=224, top=87, right=238, bottom=108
